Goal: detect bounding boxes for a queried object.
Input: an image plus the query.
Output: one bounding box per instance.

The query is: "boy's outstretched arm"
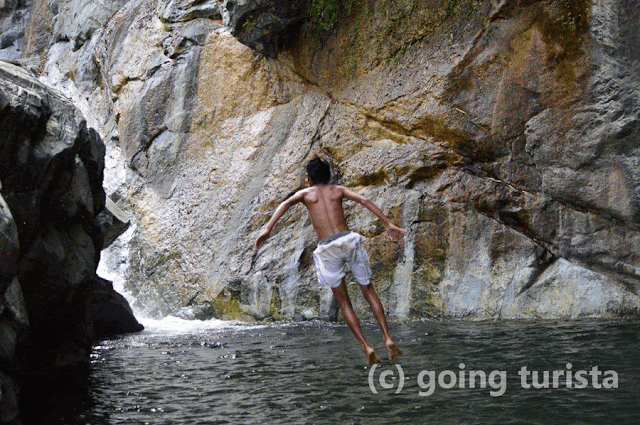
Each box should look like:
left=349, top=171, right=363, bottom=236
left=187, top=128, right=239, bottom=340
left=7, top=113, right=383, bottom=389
left=254, top=191, right=305, bottom=250
left=342, top=187, right=406, bottom=241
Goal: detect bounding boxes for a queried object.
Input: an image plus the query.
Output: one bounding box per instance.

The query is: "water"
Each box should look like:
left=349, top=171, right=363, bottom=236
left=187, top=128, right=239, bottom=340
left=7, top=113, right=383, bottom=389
left=30, top=318, right=640, bottom=424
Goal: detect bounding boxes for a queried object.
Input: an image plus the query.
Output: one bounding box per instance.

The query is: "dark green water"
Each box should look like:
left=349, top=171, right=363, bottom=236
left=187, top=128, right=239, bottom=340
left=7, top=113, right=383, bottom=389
left=32, top=318, right=640, bottom=424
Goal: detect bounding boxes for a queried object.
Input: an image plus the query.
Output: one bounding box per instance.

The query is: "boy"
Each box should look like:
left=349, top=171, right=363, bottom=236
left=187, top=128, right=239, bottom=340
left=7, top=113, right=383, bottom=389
left=253, top=157, right=405, bottom=365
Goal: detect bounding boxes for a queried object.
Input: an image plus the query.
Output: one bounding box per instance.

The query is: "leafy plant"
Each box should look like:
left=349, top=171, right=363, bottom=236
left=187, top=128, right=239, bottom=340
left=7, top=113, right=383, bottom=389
left=242, top=14, right=260, bottom=31
left=310, top=0, right=340, bottom=31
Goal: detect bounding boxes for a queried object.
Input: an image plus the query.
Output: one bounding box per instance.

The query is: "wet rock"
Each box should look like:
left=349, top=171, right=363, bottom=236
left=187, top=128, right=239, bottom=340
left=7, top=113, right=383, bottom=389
left=0, top=192, right=19, bottom=295
left=90, top=275, right=143, bottom=336
left=0, top=59, right=139, bottom=422
left=95, top=197, right=130, bottom=250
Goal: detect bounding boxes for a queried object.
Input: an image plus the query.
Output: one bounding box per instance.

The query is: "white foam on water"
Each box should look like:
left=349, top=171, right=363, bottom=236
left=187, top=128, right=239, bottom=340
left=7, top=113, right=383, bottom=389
left=138, top=315, right=236, bottom=335
left=96, top=222, right=275, bottom=336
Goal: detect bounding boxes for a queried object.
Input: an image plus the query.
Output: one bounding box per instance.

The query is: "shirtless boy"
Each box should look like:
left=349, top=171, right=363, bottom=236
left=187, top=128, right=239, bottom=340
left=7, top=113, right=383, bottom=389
left=253, top=157, right=405, bottom=365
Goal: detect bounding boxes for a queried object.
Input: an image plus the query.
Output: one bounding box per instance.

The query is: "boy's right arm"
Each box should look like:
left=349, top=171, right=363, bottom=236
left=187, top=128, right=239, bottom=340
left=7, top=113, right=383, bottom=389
left=253, top=191, right=305, bottom=250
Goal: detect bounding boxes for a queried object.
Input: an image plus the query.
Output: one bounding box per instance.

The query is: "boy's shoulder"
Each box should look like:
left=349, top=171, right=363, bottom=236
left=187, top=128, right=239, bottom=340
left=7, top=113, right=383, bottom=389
left=295, top=184, right=346, bottom=201
left=310, top=184, right=346, bottom=194
left=296, top=186, right=315, bottom=196
left=291, top=186, right=317, bottom=201
left=300, top=184, right=343, bottom=191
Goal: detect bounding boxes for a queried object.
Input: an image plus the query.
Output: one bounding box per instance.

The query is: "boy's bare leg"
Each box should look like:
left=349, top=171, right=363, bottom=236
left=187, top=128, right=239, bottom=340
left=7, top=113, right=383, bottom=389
left=360, top=284, right=402, bottom=361
left=332, top=280, right=380, bottom=365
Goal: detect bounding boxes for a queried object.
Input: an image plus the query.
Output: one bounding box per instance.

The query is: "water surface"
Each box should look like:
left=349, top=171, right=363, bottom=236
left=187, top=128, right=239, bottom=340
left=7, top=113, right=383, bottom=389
left=33, top=318, right=640, bottom=424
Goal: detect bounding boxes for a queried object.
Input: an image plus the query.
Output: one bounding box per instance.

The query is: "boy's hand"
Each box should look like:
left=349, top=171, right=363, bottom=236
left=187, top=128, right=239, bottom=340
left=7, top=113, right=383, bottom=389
left=386, top=224, right=406, bottom=242
left=254, top=229, right=271, bottom=250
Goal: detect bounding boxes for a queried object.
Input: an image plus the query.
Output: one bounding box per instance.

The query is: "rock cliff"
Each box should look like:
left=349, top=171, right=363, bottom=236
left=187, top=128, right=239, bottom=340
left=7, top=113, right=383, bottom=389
left=0, top=59, right=142, bottom=423
left=4, top=0, right=638, bottom=329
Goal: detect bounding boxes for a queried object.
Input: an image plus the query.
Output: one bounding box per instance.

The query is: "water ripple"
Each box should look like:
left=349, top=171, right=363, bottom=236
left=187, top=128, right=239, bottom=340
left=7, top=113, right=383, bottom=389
left=28, top=319, right=640, bottom=424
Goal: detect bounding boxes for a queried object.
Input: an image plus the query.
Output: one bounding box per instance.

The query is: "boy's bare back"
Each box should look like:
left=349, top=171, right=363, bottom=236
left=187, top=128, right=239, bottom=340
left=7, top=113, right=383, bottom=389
left=299, top=184, right=351, bottom=241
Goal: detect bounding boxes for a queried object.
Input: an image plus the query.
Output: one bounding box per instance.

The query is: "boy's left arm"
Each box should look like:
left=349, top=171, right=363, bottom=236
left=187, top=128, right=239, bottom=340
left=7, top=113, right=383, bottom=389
left=341, top=187, right=406, bottom=241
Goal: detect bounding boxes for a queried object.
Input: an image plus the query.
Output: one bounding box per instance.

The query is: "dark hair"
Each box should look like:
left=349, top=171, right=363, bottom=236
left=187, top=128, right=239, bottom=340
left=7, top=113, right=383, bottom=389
left=306, top=158, right=331, bottom=184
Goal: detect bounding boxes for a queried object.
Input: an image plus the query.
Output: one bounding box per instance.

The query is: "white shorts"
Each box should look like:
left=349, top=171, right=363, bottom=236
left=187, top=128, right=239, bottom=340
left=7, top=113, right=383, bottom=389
left=312, top=231, right=372, bottom=288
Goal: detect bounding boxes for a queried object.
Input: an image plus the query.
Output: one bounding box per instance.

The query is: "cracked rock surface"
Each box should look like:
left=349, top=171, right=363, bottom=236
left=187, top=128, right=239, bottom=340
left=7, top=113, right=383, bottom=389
left=7, top=0, right=639, bottom=321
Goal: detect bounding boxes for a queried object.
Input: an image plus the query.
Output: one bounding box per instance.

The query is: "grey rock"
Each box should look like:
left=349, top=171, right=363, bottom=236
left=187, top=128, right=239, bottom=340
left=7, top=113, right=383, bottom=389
left=162, top=0, right=221, bottom=23
left=0, top=369, right=19, bottom=424
left=0, top=0, right=31, bottom=61
left=109, top=14, right=216, bottom=200
left=0, top=193, right=18, bottom=293
left=2, top=277, right=28, bottom=329
left=505, top=259, right=640, bottom=319
left=95, top=197, right=130, bottom=250
left=0, top=321, right=16, bottom=368
left=52, top=0, right=128, bottom=49
left=0, top=276, right=24, bottom=425
left=240, top=271, right=272, bottom=319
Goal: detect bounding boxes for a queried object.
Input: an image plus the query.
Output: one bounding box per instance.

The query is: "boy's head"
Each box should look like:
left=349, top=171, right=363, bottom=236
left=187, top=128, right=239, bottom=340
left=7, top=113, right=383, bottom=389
left=306, top=157, right=331, bottom=185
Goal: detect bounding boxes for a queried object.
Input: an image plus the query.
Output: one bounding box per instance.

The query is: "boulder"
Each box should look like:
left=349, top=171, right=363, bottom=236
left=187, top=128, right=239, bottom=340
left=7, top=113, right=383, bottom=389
left=95, top=197, right=130, bottom=250
left=90, top=275, right=143, bottom=336
left=0, top=59, right=102, bottom=377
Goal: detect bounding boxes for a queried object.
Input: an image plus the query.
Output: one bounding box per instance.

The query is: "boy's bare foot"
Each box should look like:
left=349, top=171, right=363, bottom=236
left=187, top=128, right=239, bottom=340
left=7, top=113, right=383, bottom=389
left=365, top=347, right=381, bottom=365
left=386, top=343, right=402, bottom=362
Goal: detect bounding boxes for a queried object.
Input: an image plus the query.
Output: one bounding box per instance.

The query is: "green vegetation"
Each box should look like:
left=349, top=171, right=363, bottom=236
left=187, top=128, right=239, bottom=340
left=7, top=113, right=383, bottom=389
left=334, top=0, right=486, bottom=77
left=310, top=0, right=340, bottom=31
left=209, top=293, right=245, bottom=320
left=242, top=14, right=260, bottom=31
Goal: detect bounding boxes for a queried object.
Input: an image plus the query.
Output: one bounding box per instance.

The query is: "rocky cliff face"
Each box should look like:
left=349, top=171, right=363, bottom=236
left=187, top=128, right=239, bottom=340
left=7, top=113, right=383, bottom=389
left=7, top=0, right=639, bottom=325
left=0, top=59, right=103, bottom=423
left=0, top=58, right=142, bottom=423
